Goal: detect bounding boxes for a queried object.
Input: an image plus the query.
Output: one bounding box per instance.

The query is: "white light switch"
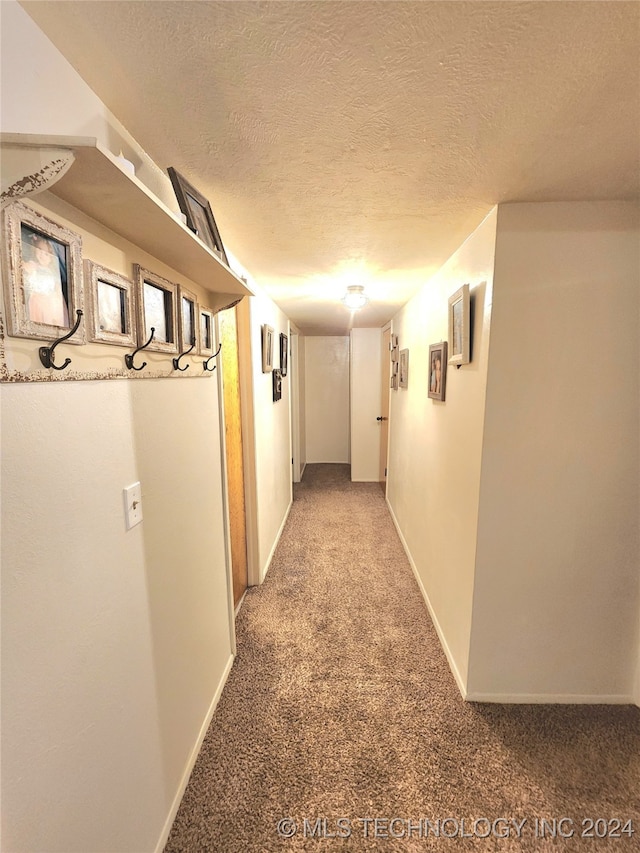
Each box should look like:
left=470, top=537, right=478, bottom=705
left=124, top=482, right=143, bottom=530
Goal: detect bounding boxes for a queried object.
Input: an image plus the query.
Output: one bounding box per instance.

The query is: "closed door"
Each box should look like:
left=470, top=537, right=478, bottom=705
left=379, top=327, right=391, bottom=490
left=218, top=305, right=248, bottom=608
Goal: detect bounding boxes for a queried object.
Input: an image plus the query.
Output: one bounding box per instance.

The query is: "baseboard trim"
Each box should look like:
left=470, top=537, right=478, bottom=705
left=386, top=497, right=467, bottom=701
left=261, top=498, right=292, bottom=582
left=154, top=653, right=235, bottom=853
left=466, top=691, right=635, bottom=705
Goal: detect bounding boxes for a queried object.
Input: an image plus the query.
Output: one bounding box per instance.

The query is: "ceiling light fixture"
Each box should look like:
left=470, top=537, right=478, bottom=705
left=342, top=285, right=369, bottom=310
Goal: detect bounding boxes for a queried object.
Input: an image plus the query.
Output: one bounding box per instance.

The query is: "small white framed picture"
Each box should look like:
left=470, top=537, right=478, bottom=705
left=448, top=283, right=470, bottom=366
left=85, top=260, right=136, bottom=347
left=133, top=265, right=178, bottom=354
left=262, top=323, right=274, bottom=372
left=399, top=348, right=409, bottom=388
left=1, top=201, right=84, bottom=343
left=199, top=307, right=216, bottom=356
left=178, top=286, right=199, bottom=354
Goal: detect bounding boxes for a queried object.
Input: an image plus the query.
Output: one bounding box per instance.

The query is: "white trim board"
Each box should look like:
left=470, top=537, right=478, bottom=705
left=154, top=653, right=235, bottom=853
left=466, top=692, right=635, bottom=705
left=261, top=499, right=292, bottom=582
left=386, top=497, right=467, bottom=700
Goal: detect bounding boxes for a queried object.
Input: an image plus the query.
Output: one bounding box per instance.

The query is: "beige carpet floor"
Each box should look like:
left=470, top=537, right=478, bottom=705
left=165, top=463, right=640, bottom=851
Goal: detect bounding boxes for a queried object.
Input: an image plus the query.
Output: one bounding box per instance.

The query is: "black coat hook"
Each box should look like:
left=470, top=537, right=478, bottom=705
left=39, top=309, right=83, bottom=371
left=125, top=328, right=155, bottom=371
left=173, top=339, right=196, bottom=372
left=203, top=343, right=222, bottom=371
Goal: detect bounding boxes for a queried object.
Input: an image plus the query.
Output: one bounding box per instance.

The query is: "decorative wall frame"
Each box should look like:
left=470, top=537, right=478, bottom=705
left=1, top=200, right=85, bottom=343
left=272, top=368, right=283, bottom=402
left=448, top=283, right=470, bottom=366
left=262, top=324, right=274, bottom=372
left=178, top=286, right=199, bottom=354
left=134, top=265, right=178, bottom=354
left=85, top=260, right=136, bottom=347
left=390, top=333, right=399, bottom=362
left=167, top=167, right=229, bottom=265
left=428, top=342, right=448, bottom=401
left=399, top=348, right=409, bottom=388
left=280, top=333, right=288, bottom=377
left=199, top=308, right=215, bottom=356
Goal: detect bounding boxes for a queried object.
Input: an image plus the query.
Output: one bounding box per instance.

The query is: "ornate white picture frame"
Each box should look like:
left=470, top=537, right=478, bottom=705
left=199, top=308, right=216, bottom=356
left=1, top=200, right=84, bottom=343
left=448, top=283, right=470, bottom=366
left=85, top=260, right=136, bottom=347
left=178, top=286, right=199, bottom=355
left=133, top=265, right=178, bottom=354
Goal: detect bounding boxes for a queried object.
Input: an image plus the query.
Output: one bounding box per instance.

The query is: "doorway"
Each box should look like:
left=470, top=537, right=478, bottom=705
left=379, top=326, right=391, bottom=492
left=218, top=305, right=249, bottom=609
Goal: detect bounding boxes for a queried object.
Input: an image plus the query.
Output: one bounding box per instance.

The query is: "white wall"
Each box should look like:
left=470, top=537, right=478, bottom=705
left=350, top=328, right=381, bottom=482
left=1, top=4, right=235, bottom=851
left=468, top=201, right=640, bottom=702
left=245, top=292, right=292, bottom=580
left=304, top=336, right=350, bottom=463
left=387, top=209, right=498, bottom=693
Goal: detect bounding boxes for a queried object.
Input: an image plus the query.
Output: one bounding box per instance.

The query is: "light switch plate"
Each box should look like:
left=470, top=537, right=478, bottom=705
left=123, top=482, right=143, bottom=530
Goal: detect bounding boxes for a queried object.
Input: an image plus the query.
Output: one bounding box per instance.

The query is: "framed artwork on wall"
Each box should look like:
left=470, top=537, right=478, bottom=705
left=178, top=286, right=199, bottom=355
left=1, top=201, right=84, bottom=343
left=399, top=348, right=409, bottom=388
left=133, top=265, right=178, bottom=354
left=262, top=324, right=274, bottom=372
left=448, top=283, right=470, bottom=366
left=85, top=260, right=136, bottom=347
left=167, top=167, right=229, bottom=265
left=280, top=333, right=288, bottom=376
left=428, top=342, right=448, bottom=401
left=272, top=367, right=283, bottom=402
left=199, top=308, right=216, bottom=356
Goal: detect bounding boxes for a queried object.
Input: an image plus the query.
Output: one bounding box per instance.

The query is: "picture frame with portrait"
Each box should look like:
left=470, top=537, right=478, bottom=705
left=448, top=283, right=470, bottom=366
left=167, top=167, right=229, bottom=265
left=1, top=201, right=84, bottom=343
left=428, top=342, right=448, bottom=401
left=272, top=368, right=283, bottom=402
left=133, top=265, right=178, bottom=354
left=85, top=260, right=136, bottom=347
left=280, top=333, right=288, bottom=377
left=262, top=324, right=274, bottom=373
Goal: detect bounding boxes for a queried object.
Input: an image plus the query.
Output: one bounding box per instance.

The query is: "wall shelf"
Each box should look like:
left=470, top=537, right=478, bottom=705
left=0, top=133, right=253, bottom=305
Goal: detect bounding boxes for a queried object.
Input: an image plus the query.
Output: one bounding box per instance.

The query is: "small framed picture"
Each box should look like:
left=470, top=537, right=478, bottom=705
left=280, top=333, right=288, bottom=376
left=1, top=201, right=84, bottom=343
left=448, top=283, right=470, bottom=366
left=85, top=260, right=136, bottom=346
left=399, top=348, right=409, bottom=388
left=167, top=167, right=228, bottom=264
left=428, top=342, right=448, bottom=401
left=262, top=324, right=274, bottom=372
left=199, top=308, right=216, bottom=356
left=272, top=368, right=283, bottom=402
left=178, top=286, right=199, bottom=354
left=134, top=265, right=178, bottom=354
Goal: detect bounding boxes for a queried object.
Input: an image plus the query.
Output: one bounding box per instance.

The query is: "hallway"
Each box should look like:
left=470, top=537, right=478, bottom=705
left=165, top=465, right=640, bottom=852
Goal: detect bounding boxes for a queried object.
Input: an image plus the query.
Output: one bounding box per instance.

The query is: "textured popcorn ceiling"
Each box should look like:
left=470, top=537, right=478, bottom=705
left=20, top=1, right=640, bottom=334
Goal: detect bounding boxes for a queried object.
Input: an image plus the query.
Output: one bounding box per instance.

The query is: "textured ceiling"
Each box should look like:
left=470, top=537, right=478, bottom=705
left=20, top=1, right=640, bottom=334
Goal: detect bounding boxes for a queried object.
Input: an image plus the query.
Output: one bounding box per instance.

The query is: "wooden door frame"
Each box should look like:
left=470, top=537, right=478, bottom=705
left=380, top=321, right=392, bottom=494
left=290, top=330, right=302, bottom=483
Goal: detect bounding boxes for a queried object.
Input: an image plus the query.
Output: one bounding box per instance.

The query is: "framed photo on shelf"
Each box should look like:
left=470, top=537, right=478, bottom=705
left=199, top=308, right=216, bottom=356
left=133, top=265, right=178, bottom=354
left=262, top=324, right=274, bottom=372
left=280, top=333, right=288, bottom=376
left=178, top=286, right=199, bottom=354
left=448, top=283, right=470, bottom=366
left=428, top=342, right=448, bottom=401
left=167, top=167, right=229, bottom=265
left=85, top=260, right=136, bottom=347
left=1, top=200, right=84, bottom=343
left=399, top=348, right=409, bottom=388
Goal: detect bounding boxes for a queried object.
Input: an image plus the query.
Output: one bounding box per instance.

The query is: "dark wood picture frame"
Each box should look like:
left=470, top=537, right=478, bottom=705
left=272, top=368, right=283, bottom=402
left=428, top=342, right=448, bottom=401
left=167, top=167, right=229, bottom=265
